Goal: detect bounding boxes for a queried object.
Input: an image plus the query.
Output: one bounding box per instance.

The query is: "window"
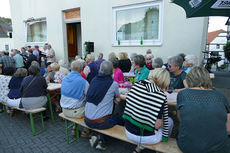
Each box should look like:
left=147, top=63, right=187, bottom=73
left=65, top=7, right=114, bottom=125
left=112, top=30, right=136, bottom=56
left=5, top=45, right=9, bottom=51
left=112, top=1, right=163, bottom=46
left=216, top=44, right=220, bottom=49
left=26, top=19, right=47, bottom=44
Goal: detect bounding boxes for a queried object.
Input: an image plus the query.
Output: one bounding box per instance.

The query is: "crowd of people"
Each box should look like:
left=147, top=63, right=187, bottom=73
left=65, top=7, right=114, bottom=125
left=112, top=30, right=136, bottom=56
left=0, top=45, right=229, bottom=153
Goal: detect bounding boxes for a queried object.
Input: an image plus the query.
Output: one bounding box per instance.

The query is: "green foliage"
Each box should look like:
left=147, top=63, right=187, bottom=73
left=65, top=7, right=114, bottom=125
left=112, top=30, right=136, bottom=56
left=84, top=41, right=89, bottom=60
left=129, top=77, right=136, bottom=84
left=0, top=17, right=11, bottom=24
left=224, top=42, right=230, bottom=61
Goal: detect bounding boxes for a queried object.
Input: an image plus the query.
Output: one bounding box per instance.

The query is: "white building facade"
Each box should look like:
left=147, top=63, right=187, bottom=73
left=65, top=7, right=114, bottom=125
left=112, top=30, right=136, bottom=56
left=0, top=38, right=14, bottom=51
left=9, top=0, right=208, bottom=64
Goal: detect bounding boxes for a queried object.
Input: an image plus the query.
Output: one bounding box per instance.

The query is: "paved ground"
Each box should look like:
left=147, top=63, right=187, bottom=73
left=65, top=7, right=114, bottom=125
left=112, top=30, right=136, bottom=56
left=0, top=71, right=229, bottom=153
left=0, top=112, right=154, bottom=153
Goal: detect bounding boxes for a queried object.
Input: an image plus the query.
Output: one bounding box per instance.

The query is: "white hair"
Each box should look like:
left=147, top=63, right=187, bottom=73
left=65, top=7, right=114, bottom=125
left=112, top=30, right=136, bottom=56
left=75, top=55, right=81, bottom=60
left=58, top=59, right=65, bottom=67
left=77, top=59, right=87, bottom=67
left=146, top=54, right=154, bottom=59
left=185, top=55, right=198, bottom=66
left=87, top=54, right=95, bottom=62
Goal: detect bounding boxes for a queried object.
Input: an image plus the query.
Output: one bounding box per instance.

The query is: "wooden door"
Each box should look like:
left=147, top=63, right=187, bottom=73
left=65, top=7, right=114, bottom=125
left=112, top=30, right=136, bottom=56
left=67, top=23, right=78, bottom=58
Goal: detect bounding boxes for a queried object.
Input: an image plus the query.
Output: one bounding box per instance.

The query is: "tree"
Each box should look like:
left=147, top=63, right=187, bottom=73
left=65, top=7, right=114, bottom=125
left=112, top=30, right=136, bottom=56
left=224, top=42, right=230, bottom=62
left=0, top=17, right=11, bottom=24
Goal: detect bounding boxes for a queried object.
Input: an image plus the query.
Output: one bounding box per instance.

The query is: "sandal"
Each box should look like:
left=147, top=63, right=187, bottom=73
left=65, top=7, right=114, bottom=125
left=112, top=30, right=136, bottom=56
left=132, top=147, right=143, bottom=153
left=81, top=128, right=93, bottom=138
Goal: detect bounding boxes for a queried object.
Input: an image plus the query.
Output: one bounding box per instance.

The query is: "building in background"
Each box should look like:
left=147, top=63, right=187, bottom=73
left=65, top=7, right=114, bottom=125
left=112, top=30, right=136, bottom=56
left=0, top=23, right=14, bottom=51
left=206, top=29, right=227, bottom=66
left=226, top=18, right=230, bottom=42
left=9, top=0, right=208, bottom=64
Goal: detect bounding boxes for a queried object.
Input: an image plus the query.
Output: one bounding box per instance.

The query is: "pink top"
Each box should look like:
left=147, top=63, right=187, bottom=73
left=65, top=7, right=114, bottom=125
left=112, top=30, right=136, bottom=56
left=113, top=68, right=125, bottom=84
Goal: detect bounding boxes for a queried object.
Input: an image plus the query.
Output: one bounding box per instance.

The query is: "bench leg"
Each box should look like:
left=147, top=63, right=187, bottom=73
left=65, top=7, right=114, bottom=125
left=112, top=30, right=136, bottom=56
left=47, top=92, right=55, bottom=123
left=3, top=105, right=7, bottom=114
left=30, top=113, right=36, bottom=136
left=65, top=120, right=79, bottom=144
left=29, top=112, right=46, bottom=136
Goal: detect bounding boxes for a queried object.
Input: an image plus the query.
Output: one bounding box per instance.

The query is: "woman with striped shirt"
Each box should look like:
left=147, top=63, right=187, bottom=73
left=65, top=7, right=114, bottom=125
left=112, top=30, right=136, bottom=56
left=123, top=68, right=174, bottom=153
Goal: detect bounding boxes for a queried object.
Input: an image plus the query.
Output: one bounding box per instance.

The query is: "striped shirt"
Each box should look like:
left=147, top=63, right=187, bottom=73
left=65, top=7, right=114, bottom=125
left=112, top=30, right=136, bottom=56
left=123, top=79, right=169, bottom=141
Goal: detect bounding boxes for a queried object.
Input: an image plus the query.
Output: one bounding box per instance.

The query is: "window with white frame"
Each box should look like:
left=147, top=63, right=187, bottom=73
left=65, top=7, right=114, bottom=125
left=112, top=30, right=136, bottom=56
left=26, top=19, right=47, bottom=43
left=112, top=1, right=163, bottom=46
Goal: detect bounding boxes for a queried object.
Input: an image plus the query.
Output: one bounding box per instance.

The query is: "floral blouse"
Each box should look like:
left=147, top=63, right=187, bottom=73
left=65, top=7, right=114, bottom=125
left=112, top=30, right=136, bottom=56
left=54, top=71, right=65, bottom=83
left=0, top=75, right=12, bottom=102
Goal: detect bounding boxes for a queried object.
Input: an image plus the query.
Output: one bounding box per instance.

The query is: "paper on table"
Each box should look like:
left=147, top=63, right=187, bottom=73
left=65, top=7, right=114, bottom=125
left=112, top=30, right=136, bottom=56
left=123, top=72, right=135, bottom=77
left=165, top=92, right=177, bottom=103
left=47, top=83, right=61, bottom=90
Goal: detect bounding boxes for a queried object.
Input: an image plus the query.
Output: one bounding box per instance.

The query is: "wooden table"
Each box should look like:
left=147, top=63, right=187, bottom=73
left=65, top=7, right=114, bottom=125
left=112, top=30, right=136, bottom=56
left=47, top=83, right=62, bottom=123
left=119, top=88, right=177, bottom=106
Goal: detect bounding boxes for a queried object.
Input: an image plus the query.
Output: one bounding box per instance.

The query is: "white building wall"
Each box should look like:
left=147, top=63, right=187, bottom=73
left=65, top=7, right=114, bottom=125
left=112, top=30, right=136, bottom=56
left=0, top=38, right=14, bottom=51
left=10, top=0, right=208, bottom=64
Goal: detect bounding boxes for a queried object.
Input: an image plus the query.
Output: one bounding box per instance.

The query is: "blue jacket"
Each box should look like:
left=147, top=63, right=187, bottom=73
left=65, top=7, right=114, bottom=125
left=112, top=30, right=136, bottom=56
left=61, top=71, right=86, bottom=100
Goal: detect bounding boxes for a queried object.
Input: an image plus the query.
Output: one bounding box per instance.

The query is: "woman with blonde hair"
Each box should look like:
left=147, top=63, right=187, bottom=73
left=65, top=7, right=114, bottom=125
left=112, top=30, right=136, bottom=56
left=123, top=68, right=174, bottom=153
left=108, top=52, right=117, bottom=60
left=176, top=67, right=230, bottom=153
left=118, top=52, right=131, bottom=72
left=50, top=62, right=65, bottom=83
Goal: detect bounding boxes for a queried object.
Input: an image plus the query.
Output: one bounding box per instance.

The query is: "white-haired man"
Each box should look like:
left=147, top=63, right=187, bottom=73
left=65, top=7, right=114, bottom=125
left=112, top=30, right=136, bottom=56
left=83, top=54, right=98, bottom=83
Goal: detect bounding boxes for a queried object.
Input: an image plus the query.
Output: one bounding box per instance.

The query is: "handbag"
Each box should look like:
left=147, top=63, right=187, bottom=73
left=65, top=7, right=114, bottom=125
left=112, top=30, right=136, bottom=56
left=19, top=77, right=37, bottom=108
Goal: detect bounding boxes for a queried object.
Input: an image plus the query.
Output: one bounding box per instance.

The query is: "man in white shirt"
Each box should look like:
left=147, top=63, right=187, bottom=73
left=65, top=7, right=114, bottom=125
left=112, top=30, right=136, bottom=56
left=46, top=44, right=56, bottom=65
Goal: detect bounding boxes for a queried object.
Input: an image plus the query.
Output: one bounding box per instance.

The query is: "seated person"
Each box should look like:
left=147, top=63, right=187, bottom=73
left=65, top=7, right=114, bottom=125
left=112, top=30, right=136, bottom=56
left=7, top=68, right=28, bottom=108
left=118, top=52, right=131, bottom=72
left=58, top=60, right=70, bottom=76
left=167, top=55, right=188, bottom=92
left=152, top=57, right=163, bottom=69
left=0, top=68, right=15, bottom=112
left=133, top=55, right=149, bottom=82
left=31, top=61, right=45, bottom=76
left=20, top=65, right=47, bottom=109
left=123, top=68, right=174, bottom=153
left=183, top=55, right=198, bottom=73
left=109, top=58, right=125, bottom=84
left=176, top=67, right=230, bottom=153
left=83, top=54, right=98, bottom=83
left=50, top=63, right=65, bottom=83
left=60, top=61, right=89, bottom=136
left=44, top=64, right=55, bottom=83
left=129, top=53, right=137, bottom=73
left=49, top=63, right=64, bottom=112
left=60, top=61, right=89, bottom=118
left=77, top=59, right=87, bottom=79
left=145, top=54, right=154, bottom=70
left=84, top=61, right=124, bottom=150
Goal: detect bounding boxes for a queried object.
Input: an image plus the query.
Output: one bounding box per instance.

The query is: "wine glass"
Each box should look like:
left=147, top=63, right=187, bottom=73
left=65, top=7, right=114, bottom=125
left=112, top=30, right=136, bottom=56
left=168, top=87, right=174, bottom=94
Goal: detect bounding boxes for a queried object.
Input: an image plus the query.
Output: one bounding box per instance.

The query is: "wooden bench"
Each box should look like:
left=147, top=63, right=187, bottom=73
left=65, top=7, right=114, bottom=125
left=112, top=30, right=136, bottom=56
left=2, top=102, right=46, bottom=136
left=59, top=113, right=182, bottom=153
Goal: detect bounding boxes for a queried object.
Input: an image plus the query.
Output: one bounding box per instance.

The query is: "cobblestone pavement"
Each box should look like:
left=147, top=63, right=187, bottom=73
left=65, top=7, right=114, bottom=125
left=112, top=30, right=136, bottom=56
left=0, top=113, right=154, bottom=153
left=0, top=71, right=229, bottom=153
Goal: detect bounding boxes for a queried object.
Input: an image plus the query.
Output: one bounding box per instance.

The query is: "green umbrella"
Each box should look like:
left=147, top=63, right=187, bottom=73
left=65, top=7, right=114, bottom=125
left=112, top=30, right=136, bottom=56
left=172, top=0, right=230, bottom=18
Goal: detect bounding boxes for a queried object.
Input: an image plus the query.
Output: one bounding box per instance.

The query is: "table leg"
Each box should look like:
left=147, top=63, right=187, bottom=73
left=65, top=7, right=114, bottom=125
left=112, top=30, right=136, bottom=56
left=47, top=92, right=55, bottom=123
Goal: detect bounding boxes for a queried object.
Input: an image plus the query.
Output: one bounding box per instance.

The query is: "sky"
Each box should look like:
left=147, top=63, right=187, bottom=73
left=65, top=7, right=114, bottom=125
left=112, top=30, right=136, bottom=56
left=0, top=0, right=228, bottom=32
left=0, top=0, right=11, bottom=18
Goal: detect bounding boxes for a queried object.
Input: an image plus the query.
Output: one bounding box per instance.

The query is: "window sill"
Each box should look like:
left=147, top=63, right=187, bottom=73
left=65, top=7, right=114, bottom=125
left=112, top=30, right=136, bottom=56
left=112, top=41, right=162, bottom=47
